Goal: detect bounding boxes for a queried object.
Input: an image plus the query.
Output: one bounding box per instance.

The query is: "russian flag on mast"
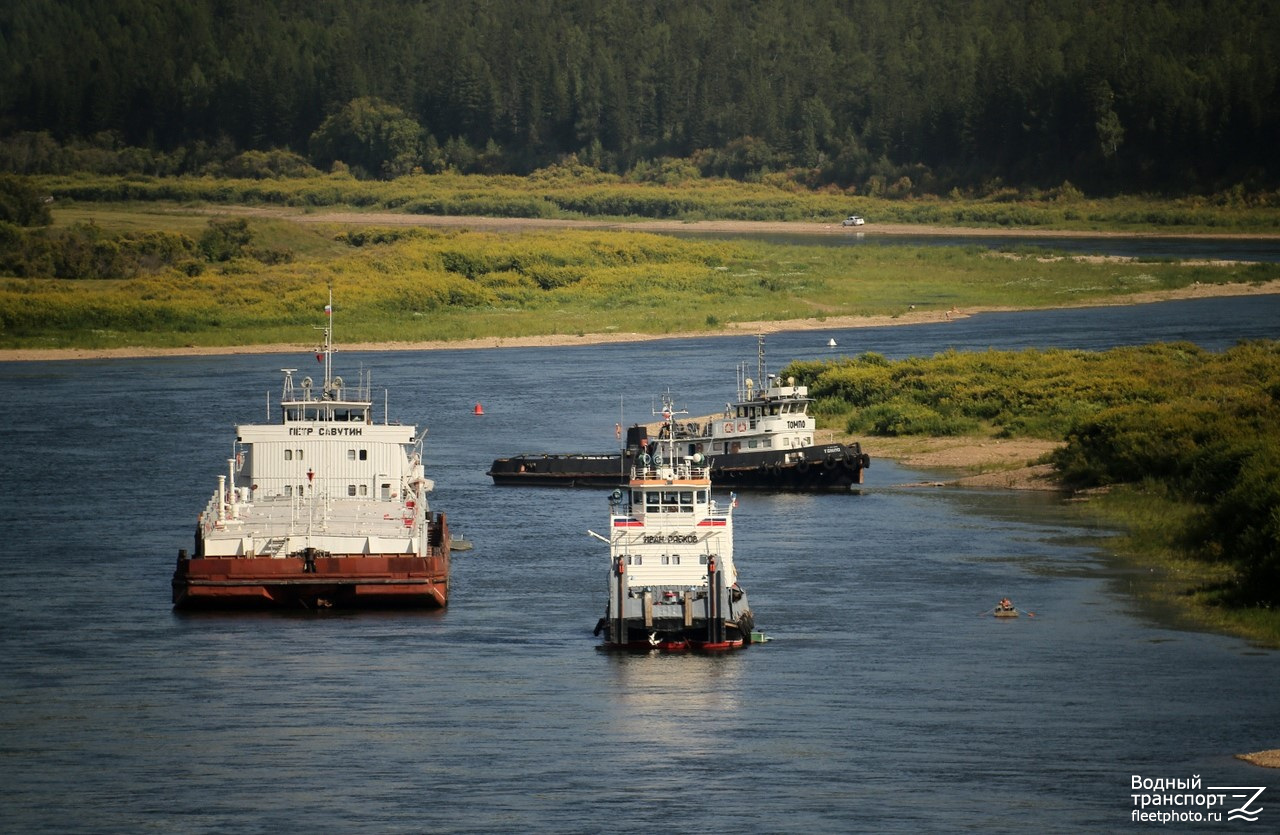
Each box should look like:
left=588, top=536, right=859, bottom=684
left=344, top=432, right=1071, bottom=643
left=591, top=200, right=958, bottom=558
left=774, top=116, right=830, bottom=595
left=324, top=303, right=332, bottom=316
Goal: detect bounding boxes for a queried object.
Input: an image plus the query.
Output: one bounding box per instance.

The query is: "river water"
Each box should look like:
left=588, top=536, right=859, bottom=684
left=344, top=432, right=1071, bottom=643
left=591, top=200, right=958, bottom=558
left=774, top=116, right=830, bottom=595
left=1, top=295, right=1278, bottom=833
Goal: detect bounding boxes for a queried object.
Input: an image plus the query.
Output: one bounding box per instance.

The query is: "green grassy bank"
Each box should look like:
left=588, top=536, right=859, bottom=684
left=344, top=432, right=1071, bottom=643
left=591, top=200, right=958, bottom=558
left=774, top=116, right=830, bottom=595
left=3, top=205, right=1278, bottom=350
left=785, top=343, right=1280, bottom=647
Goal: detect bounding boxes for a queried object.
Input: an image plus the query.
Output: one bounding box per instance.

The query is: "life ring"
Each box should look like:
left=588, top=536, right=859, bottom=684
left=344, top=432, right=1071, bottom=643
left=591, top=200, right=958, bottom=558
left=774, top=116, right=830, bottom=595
left=824, top=455, right=838, bottom=469
left=724, top=422, right=734, bottom=433
left=796, top=459, right=810, bottom=474
left=737, top=422, right=747, bottom=432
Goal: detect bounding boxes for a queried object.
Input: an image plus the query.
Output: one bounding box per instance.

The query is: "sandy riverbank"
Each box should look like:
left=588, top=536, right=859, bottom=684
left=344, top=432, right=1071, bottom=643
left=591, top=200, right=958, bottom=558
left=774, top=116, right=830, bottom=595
left=837, top=434, right=1064, bottom=491
left=1237, top=749, right=1280, bottom=768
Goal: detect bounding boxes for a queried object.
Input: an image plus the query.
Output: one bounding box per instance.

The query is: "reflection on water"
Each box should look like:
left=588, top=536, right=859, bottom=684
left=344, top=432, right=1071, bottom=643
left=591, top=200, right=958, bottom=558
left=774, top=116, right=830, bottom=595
left=603, top=652, right=745, bottom=749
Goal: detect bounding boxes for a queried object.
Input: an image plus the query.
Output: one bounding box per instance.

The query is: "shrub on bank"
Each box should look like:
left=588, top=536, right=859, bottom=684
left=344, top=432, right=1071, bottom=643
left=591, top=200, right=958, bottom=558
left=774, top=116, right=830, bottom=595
left=785, top=341, right=1280, bottom=608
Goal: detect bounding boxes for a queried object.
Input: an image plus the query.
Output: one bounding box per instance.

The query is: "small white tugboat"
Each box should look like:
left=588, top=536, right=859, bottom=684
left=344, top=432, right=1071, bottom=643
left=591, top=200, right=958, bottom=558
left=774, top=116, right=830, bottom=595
left=590, top=398, right=755, bottom=651
left=172, top=297, right=450, bottom=610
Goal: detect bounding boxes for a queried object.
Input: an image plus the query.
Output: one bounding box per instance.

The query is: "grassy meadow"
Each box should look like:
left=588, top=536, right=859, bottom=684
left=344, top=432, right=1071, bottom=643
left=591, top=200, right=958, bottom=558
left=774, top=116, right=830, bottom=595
left=3, top=195, right=1278, bottom=350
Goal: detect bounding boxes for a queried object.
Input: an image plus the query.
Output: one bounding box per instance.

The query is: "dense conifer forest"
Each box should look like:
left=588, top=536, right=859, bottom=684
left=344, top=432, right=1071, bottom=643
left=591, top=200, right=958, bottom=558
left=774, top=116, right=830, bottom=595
left=2, top=0, right=1277, bottom=194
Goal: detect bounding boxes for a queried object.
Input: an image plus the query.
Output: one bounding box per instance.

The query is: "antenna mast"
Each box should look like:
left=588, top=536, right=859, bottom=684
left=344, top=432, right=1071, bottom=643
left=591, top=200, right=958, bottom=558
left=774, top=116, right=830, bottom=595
left=756, top=333, right=767, bottom=392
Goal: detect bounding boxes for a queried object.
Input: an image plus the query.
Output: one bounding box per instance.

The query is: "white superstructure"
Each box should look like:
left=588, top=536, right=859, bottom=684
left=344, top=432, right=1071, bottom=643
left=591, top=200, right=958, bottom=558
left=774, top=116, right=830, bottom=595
left=198, top=362, right=435, bottom=561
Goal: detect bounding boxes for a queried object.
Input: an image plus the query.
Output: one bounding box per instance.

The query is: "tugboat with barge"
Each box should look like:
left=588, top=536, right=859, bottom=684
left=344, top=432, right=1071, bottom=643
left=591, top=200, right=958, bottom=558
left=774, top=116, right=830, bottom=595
left=590, top=398, right=756, bottom=651
left=172, top=299, right=451, bottom=610
left=488, top=336, right=869, bottom=491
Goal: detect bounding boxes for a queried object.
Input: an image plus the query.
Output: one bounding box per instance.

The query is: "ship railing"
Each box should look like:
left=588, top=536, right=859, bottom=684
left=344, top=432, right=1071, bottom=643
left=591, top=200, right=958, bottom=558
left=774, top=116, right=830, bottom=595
left=632, top=510, right=731, bottom=529
left=199, top=482, right=423, bottom=531
left=630, top=463, right=710, bottom=482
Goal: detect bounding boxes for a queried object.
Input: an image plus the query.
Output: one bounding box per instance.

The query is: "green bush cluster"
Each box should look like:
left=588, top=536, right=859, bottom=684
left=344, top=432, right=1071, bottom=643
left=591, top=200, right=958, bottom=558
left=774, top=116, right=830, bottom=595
left=789, top=346, right=1191, bottom=440
left=0, top=221, right=201, bottom=278
left=0, top=217, right=296, bottom=279
left=0, top=175, right=52, bottom=226
left=785, top=342, right=1280, bottom=606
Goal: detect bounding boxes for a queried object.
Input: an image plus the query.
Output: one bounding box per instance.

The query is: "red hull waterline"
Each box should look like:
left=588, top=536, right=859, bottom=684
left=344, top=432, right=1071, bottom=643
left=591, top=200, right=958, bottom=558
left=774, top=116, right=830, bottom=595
left=172, top=554, right=450, bottom=610
left=602, top=636, right=748, bottom=653
left=601, top=640, right=747, bottom=653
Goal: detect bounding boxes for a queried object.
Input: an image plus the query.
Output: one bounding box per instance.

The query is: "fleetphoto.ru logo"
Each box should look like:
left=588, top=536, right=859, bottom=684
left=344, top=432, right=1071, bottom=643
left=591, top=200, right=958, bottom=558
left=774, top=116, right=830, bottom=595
left=1131, top=775, right=1266, bottom=824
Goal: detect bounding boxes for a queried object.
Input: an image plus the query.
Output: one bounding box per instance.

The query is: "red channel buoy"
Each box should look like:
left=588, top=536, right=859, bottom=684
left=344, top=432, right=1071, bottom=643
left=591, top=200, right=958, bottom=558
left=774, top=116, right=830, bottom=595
left=473, top=402, right=484, bottom=415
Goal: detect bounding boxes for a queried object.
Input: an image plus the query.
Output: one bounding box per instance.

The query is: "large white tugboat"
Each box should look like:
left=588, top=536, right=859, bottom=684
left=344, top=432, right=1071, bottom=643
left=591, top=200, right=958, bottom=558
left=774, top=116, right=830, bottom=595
left=172, top=300, right=450, bottom=610
left=591, top=398, right=755, bottom=651
left=489, top=335, right=868, bottom=491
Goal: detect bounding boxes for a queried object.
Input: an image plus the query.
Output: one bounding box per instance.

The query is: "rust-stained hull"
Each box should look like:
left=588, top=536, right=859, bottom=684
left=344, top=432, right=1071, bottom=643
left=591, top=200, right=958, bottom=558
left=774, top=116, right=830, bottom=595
left=173, top=519, right=451, bottom=611
left=172, top=554, right=450, bottom=610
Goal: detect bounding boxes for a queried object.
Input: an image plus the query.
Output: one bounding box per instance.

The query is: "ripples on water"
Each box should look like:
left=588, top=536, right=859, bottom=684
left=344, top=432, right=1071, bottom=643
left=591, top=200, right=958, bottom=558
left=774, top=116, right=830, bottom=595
left=1, top=298, right=1278, bottom=833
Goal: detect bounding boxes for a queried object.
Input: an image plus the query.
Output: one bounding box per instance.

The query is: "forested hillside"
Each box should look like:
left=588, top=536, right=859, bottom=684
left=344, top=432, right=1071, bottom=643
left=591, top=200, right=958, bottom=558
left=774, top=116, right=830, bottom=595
left=1, top=0, right=1277, bottom=194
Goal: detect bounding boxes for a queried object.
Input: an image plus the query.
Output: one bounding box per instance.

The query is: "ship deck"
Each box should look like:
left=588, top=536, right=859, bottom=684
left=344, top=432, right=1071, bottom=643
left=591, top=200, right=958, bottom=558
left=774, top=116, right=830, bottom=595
left=201, top=495, right=425, bottom=556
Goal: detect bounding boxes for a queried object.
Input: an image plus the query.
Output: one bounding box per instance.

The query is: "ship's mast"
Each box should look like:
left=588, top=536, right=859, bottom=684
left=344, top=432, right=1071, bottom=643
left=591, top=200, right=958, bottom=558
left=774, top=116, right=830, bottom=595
left=319, top=290, right=334, bottom=390
left=654, top=391, right=687, bottom=468
left=756, top=333, right=767, bottom=393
